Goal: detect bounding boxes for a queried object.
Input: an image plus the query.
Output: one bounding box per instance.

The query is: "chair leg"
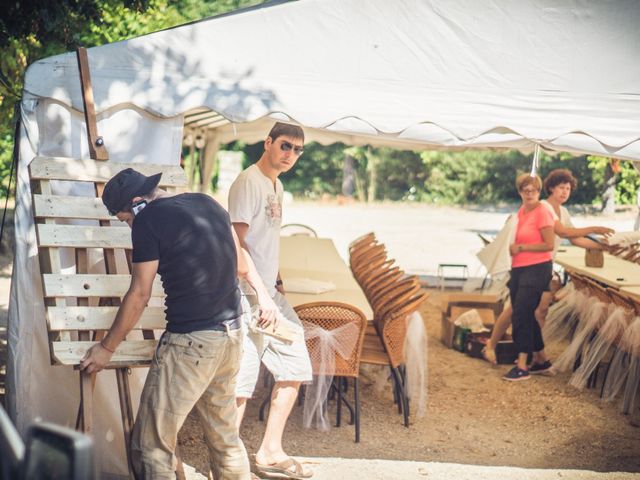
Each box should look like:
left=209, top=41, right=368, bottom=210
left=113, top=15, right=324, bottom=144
left=399, top=365, right=410, bottom=418
left=259, top=379, right=274, bottom=422
left=389, top=366, right=399, bottom=406
left=622, top=358, right=640, bottom=415
left=600, top=348, right=617, bottom=399
left=354, top=378, right=360, bottom=443
left=390, top=367, right=409, bottom=427
left=336, top=378, right=342, bottom=427
left=390, top=367, right=402, bottom=414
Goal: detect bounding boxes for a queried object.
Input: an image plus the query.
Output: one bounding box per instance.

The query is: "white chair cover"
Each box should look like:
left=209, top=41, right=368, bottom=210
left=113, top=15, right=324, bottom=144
left=301, top=320, right=360, bottom=431
left=569, top=306, right=629, bottom=390
left=554, top=296, right=608, bottom=373
left=601, top=316, right=640, bottom=403
left=404, top=312, right=428, bottom=418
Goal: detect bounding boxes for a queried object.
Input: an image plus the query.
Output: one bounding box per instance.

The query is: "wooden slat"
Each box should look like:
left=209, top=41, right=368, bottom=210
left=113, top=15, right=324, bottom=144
left=53, top=340, right=156, bottom=365
left=77, top=47, right=109, bottom=161
left=48, top=306, right=166, bottom=331
left=43, top=274, right=164, bottom=298
left=37, top=179, right=72, bottom=344
left=37, top=224, right=131, bottom=249
left=34, top=194, right=114, bottom=220
left=30, top=157, right=188, bottom=186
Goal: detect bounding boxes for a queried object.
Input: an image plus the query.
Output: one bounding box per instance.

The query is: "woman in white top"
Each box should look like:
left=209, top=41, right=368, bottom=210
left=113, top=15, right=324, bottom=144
left=483, top=169, right=614, bottom=367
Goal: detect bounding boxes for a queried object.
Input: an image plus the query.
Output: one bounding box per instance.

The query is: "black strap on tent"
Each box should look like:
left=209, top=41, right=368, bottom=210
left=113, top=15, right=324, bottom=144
left=0, top=102, right=20, bottom=253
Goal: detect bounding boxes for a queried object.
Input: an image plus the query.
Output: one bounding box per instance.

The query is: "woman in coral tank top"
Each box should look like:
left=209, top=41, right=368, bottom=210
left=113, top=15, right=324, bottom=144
left=502, top=174, right=555, bottom=382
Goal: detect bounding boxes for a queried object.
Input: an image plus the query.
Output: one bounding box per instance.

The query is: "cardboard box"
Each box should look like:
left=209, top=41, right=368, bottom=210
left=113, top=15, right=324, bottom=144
left=440, top=303, right=498, bottom=348
left=440, top=292, right=503, bottom=315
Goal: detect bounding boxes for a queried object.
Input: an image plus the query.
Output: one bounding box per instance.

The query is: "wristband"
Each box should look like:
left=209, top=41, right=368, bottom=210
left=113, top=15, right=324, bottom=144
left=276, top=279, right=283, bottom=286
left=100, top=339, right=115, bottom=353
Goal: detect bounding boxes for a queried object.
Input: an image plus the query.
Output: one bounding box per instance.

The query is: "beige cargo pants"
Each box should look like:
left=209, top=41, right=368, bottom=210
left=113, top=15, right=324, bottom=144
left=131, top=327, right=250, bottom=480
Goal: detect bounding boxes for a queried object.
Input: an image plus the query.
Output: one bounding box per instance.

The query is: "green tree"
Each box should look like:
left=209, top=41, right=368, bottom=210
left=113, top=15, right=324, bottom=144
left=0, top=0, right=263, bottom=199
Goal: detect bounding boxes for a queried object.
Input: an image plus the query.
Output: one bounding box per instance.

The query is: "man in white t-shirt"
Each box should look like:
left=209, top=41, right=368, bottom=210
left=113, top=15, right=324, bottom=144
left=228, top=122, right=313, bottom=479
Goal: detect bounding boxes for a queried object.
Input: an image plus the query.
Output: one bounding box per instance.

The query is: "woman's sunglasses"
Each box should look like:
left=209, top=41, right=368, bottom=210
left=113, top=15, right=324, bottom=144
left=279, top=140, right=304, bottom=156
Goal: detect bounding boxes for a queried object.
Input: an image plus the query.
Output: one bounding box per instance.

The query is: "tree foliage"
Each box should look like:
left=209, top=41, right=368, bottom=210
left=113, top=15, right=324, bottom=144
left=0, top=0, right=263, bottom=198
left=257, top=142, right=639, bottom=206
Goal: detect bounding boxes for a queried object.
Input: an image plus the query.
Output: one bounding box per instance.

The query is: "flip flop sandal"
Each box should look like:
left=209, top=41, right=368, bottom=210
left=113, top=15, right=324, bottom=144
left=255, top=458, right=312, bottom=479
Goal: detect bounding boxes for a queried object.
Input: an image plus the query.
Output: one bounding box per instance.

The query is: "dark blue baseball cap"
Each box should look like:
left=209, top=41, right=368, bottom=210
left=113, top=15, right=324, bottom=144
left=102, top=168, right=161, bottom=215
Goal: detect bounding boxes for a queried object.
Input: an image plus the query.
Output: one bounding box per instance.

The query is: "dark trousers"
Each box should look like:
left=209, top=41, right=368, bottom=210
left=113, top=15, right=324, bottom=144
left=508, top=261, right=552, bottom=356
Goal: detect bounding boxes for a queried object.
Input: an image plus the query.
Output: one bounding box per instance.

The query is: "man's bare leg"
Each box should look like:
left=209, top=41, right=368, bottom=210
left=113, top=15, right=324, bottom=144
left=254, top=381, right=310, bottom=475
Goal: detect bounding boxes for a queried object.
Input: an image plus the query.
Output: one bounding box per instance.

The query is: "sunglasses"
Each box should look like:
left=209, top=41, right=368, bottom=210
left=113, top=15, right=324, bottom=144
left=520, top=188, right=540, bottom=195
left=279, top=140, right=304, bottom=156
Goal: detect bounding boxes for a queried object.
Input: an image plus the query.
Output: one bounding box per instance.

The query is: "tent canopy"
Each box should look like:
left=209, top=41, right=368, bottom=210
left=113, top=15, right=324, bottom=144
left=23, top=0, right=640, bottom=158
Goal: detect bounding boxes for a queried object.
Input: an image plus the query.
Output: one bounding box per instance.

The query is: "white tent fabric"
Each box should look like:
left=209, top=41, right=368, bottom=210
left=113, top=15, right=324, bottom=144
left=22, top=0, right=640, bottom=158
left=7, top=101, right=183, bottom=477
left=9, top=0, right=640, bottom=476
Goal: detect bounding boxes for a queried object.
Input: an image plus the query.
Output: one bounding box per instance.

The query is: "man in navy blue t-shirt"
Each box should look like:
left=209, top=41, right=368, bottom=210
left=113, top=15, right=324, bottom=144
left=80, top=168, right=276, bottom=480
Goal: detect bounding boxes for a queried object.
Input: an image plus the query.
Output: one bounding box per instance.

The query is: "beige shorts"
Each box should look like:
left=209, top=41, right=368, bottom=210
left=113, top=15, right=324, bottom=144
left=236, top=292, right=312, bottom=398
left=131, top=328, right=250, bottom=479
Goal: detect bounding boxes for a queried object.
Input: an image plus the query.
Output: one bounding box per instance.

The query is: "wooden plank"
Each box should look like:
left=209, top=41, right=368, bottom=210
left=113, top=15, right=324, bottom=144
left=43, top=274, right=165, bottom=298
left=30, top=157, right=187, bottom=186
left=53, top=340, right=156, bottom=365
left=34, top=194, right=114, bottom=220
left=36, top=179, right=72, bottom=345
left=48, top=306, right=166, bottom=331
left=79, top=372, right=93, bottom=433
left=76, top=47, right=109, bottom=161
left=37, top=224, right=131, bottom=249
left=116, top=368, right=136, bottom=475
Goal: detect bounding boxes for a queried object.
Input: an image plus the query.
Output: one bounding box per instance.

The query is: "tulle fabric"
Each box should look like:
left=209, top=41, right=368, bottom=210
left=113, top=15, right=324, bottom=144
left=569, top=306, right=630, bottom=390
left=601, top=316, right=640, bottom=403
left=600, top=315, right=640, bottom=414
left=301, top=320, right=360, bottom=430
left=622, top=355, right=640, bottom=414
left=542, top=283, right=586, bottom=345
left=553, top=296, right=608, bottom=373
left=403, top=312, right=428, bottom=418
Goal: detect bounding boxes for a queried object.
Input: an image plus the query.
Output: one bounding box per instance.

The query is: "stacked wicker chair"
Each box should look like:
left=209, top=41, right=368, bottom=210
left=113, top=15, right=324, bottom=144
left=600, top=292, right=640, bottom=421
left=348, top=232, right=428, bottom=427
left=609, top=242, right=640, bottom=264
left=553, top=273, right=640, bottom=422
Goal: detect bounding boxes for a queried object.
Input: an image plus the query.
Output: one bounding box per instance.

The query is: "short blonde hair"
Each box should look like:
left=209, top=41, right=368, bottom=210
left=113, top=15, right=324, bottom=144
left=515, top=173, right=542, bottom=192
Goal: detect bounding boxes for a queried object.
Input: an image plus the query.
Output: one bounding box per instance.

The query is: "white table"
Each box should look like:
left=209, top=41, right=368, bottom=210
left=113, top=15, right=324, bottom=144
left=279, top=236, right=374, bottom=320
left=555, top=249, right=640, bottom=288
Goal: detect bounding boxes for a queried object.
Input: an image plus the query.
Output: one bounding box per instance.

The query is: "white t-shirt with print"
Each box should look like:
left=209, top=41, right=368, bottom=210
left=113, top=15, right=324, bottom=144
left=541, top=199, right=574, bottom=256
left=228, top=164, right=283, bottom=295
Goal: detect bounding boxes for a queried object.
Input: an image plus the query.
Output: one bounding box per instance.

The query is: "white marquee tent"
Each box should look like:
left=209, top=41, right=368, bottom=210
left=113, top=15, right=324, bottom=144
left=8, top=0, right=640, bottom=476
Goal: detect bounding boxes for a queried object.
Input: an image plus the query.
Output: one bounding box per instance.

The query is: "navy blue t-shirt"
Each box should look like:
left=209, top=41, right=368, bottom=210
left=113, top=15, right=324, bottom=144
left=131, top=193, right=241, bottom=333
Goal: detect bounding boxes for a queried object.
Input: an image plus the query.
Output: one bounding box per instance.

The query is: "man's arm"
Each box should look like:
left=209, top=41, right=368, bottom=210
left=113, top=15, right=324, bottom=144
left=79, top=260, right=158, bottom=374
left=231, top=222, right=278, bottom=326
